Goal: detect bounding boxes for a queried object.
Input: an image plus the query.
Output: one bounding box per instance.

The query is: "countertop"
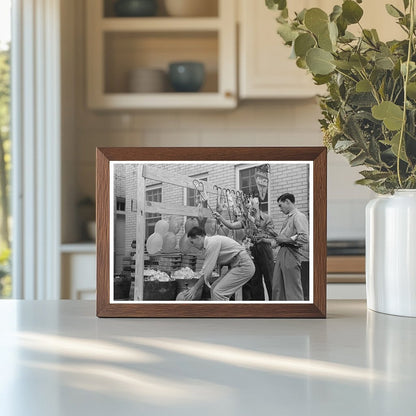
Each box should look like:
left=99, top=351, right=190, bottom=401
left=0, top=300, right=415, bottom=415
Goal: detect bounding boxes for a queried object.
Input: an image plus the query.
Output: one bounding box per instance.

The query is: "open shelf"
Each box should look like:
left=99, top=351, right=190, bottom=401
left=86, top=0, right=236, bottom=109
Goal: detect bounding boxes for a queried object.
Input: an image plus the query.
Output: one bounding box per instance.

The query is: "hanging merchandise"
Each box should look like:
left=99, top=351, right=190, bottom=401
left=255, top=164, right=270, bottom=202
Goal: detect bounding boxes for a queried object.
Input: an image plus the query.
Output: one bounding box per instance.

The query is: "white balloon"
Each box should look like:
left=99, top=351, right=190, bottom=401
left=146, top=232, right=163, bottom=255
left=162, top=232, right=177, bottom=253
left=154, top=220, right=169, bottom=236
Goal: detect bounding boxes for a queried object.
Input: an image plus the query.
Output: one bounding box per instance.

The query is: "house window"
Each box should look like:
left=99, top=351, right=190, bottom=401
left=186, top=175, right=208, bottom=207
left=116, top=197, right=126, bottom=212
left=239, top=166, right=269, bottom=213
left=145, top=186, right=162, bottom=240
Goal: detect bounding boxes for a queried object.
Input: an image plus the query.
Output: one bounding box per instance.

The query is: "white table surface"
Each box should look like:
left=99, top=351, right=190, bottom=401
left=0, top=300, right=415, bottom=416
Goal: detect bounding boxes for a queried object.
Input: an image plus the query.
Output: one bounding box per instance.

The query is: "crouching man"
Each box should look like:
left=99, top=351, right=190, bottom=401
left=184, top=227, right=255, bottom=301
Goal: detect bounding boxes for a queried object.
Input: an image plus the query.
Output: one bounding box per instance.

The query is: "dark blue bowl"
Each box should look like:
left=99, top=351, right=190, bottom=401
left=168, top=62, right=205, bottom=92
left=114, top=0, right=157, bottom=17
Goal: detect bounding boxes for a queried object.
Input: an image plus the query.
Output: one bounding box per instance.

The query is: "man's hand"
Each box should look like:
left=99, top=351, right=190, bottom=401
left=183, top=286, right=197, bottom=301
left=212, top=212, right=223, bottom=221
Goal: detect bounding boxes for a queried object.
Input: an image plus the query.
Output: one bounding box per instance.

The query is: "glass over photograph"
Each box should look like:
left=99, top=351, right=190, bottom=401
left=110, top=161, right=312, bottom=303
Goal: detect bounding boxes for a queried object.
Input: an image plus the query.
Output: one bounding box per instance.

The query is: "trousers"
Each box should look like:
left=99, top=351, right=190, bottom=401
left=243, top=242, right=274, bottom=301
left=272, top=247, right=304, bottom=301
left=211, top=251, right=255, bottom=301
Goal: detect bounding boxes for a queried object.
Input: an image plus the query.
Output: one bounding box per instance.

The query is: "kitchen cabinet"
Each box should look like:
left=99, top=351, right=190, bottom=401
left=238, top=0, right=404, bottom=99
left=61, top=244, right=96, bottom=300
left=86, top=0, right=237, bottom=109
left=238, top=0, right=325, bottom=99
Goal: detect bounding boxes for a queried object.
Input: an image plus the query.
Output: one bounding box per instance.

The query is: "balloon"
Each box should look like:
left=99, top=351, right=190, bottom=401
left=168, top=216, right=181, bottom=234
left=204, top=218, right=217, bottom=236
left=162, top=232, right=177, bottom=253
left=146, top=232, right=163, bottom=255
left=154, top=219, right=169, bottom=236
left=185, top=217, right=199, bottom=233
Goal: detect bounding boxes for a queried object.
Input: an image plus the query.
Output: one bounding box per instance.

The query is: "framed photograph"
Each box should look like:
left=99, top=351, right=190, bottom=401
left=96, top=147, right=327, bottom=318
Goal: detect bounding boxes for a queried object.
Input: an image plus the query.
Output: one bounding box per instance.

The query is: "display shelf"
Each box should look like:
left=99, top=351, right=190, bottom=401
left=101, top=17, right=221, bottom=31
left=86, top=0, right=236, bottom=109
left=60, top=242, right=96, bottom=253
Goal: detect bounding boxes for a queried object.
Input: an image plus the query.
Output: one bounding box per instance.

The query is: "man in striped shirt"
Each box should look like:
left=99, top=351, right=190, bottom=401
left=184, top=227, right=255, bottom=301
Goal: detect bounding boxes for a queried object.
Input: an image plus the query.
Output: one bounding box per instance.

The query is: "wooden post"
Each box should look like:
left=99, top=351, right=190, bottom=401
left=135, top=165, right=146, bottom=301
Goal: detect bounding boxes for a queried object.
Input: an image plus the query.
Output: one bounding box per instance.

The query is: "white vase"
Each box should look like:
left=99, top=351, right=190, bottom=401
left=366, top=189, right=416, bottom=317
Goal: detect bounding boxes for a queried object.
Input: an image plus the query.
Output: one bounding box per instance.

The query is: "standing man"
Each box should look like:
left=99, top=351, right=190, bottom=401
left=184, top=227, right=255, bottom=301
left=272, top=193, right=309, bottom=301
left=213, top=199, right=275, bottom=300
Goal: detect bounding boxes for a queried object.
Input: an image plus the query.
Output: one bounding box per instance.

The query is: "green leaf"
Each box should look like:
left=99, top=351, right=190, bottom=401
left=333, top=59, right=352, bottom=70
left=356, top=79, right=372, bottom=92
left=359, top=170, right=391, bottom=181
left=296, top=8, right=307, bottom=23
left=350, top=152, right=368, bottom=167
left=384, top=132, right=409, bottom=162
left=334, top=140, right=355, bottom=151
left=281, top=8, right=288, bottom=19
left=296, top=57, right=308, bottom=69
left=372, top=101, right=404, bottom=131
left=407, top=82, right=416, bottom=99
left=266, top=0, right=287, bottom=11
left=304, top=8, right=329, bottom=35
left=371, top=29, right=380, bottom=43
left=313, top=74, right=332, bottom=85
left=336, top=15, right=348, bottom=36
left=385, top=4, right=404, bottom=18
left=277, top=23, right=298, bottom=43
left=294, top=33, right=316, bottom=58
left=375, top=55, right=395, bottom=70
left=342, top=0, right=364, bottom=24
left=330, top=5, right=342, bottom=22
left=350, top=54, right=368, bottom=70
left=318, top=27, right=334, bottom=52
left=305, top=48, right=336, bottom=75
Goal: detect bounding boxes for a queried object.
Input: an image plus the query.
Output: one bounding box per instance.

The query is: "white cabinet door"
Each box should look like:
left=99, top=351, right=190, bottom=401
left=238, top=0, right=403, bottom=99
left=62, top=253, right=96, bottom=300
left=239, top=0, right=326, bottom=99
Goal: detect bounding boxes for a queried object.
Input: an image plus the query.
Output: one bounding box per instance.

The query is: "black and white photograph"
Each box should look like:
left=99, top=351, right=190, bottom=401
left=110, top=161, right=313, bottom=303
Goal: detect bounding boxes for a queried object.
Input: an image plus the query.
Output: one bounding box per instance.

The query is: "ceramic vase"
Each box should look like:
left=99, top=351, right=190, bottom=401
left=366, top=190, right=416, bottom=317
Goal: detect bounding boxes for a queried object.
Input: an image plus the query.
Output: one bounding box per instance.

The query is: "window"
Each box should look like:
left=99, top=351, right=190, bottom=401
left=185, top=174, right=208, bottom=207
left=116, top=197, right=126, bottom=212
left=0, top=0, right=11, bottom=298
left=145, top=186, right=162, bottom=240
left=239, top=165, right=269, bottom=213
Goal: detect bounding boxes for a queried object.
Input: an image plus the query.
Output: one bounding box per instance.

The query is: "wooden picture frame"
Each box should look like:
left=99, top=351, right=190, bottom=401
left=96, top=147, right=327, bottom=318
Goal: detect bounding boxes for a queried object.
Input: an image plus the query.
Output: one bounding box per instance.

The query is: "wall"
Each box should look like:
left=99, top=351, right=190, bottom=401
left=61, top=0, right=375, bottom=243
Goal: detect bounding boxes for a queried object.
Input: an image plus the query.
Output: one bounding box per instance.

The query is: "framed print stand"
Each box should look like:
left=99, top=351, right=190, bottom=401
left=96, top=147, right=327, bottom=318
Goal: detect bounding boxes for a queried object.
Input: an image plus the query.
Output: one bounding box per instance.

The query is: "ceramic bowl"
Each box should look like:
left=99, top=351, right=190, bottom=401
left=168, top=62, right=205, bottom=92
left=114, top=0, right=158, bottom=17
left=128, top=68, right=167, bottom=93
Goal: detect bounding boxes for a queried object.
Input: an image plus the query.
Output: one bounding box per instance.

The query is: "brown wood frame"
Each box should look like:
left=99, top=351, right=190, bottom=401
left=96, top=147, right=327, bottom=318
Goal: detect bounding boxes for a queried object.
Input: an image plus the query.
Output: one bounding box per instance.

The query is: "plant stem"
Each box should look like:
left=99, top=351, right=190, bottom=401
left=397, top=0, right=415, bottom=188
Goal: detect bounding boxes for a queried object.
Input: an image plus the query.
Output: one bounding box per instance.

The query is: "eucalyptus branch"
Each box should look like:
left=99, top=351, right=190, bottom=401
left=334, top=68, right=359, bottom=84
left=397, top=0, right=415, bottom=188
left=358, top=69, right=381, bottom=105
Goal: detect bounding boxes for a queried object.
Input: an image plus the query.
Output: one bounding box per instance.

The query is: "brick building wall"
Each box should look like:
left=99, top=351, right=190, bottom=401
left=114, top=162, right=310, bottom=257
